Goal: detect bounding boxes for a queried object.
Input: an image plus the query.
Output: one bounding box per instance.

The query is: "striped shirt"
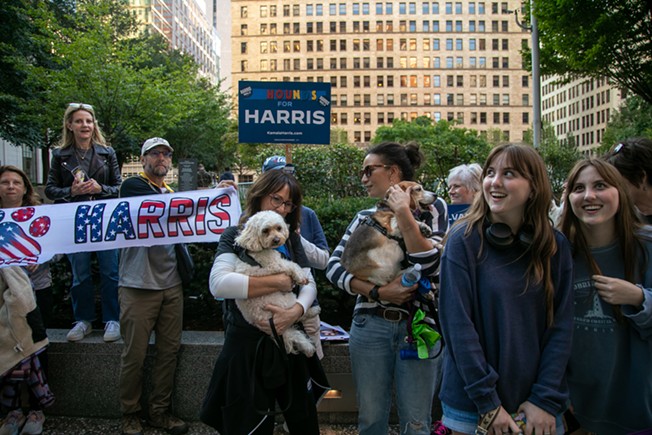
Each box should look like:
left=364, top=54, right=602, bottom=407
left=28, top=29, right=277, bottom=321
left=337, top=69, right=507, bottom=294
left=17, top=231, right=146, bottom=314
left=326, top=197, right=448, bottom=320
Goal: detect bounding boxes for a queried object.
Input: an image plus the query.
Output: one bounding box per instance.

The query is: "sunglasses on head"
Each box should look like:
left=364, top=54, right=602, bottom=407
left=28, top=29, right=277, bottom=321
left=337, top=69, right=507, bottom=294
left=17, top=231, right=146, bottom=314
left=359, top=164, right=390, bottom=178
left=68, top=103, right=94, bottom=111
left=613, top=143, right=625, bottom=154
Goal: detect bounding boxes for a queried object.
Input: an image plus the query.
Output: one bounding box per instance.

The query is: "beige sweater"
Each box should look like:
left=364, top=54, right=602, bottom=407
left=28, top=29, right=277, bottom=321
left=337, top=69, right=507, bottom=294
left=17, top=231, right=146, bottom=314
left=0, top=267, right=48, bottom=376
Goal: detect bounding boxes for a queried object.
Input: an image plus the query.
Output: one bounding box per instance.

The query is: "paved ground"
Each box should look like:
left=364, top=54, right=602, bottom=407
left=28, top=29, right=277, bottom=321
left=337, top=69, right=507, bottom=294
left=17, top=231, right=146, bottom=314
left=42, top=416, right=403, bottom=434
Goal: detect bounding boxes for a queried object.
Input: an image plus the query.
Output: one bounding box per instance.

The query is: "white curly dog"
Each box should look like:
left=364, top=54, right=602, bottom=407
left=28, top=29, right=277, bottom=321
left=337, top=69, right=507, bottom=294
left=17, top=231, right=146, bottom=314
left=234, top=210, right=319, bottom=357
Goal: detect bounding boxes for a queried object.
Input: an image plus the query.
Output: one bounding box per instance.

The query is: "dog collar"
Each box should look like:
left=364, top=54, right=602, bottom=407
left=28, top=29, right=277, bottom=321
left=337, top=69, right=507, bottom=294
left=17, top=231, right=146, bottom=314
left=361, top=216, right=403, bottom=243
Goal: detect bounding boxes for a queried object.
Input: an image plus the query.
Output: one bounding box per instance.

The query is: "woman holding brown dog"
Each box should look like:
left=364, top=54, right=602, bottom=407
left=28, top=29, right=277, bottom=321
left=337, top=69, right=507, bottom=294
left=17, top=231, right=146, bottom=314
left=438, top=144, right=574, bottom=435
left=200, top=170, right=328, bottom=435
left=326, top=141, right=448, bottom=435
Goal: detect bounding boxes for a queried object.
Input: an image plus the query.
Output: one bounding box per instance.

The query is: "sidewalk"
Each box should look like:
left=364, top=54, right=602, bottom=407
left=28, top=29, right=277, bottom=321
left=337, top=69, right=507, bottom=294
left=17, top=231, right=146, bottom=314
left=42, top=416, right=403, bottom=434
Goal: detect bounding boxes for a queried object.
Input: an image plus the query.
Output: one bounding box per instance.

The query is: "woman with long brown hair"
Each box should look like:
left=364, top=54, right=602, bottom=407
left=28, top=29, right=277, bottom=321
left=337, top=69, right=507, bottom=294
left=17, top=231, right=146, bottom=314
left=560, top=158, right=652, bottom=433
left=439, top=144, right=574, bottom=435
left=0, top=166, right=54, bottom=434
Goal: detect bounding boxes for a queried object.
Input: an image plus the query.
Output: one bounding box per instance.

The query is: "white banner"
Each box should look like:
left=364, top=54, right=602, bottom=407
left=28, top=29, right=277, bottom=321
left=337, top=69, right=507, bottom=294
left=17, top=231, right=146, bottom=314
left=0, top=187, right=241, bottom=268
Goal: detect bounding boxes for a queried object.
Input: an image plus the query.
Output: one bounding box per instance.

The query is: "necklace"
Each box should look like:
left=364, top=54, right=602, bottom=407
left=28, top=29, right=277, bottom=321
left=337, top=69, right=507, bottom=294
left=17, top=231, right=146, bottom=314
left=75, top=146, right=91, bottom=161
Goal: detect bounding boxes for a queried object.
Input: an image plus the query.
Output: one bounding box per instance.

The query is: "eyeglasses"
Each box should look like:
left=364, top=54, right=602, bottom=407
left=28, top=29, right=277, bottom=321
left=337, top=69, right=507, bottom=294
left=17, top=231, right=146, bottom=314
left=147, top=150, right=173, bottom=158
left=68, top=103, right=94, bottom=111
left=359, top=164, right=391, bottom=178
left=269, top=194, right=297, bottom=212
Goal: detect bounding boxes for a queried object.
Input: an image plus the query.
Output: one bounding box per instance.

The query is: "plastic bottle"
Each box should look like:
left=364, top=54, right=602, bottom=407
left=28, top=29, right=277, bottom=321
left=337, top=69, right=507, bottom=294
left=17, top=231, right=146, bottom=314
left=401, top=263, right=422, bottom=287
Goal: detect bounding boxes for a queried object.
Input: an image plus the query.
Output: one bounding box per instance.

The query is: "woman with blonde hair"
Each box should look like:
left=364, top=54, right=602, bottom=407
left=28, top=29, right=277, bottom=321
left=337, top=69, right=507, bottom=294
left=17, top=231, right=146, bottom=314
left=447, top=163, right=482, bottom=205
left=560, top=158, right=652, bottom=433
left=45, top=103, right=122, bottom=343
left=439, top=144, right=574, bottom=435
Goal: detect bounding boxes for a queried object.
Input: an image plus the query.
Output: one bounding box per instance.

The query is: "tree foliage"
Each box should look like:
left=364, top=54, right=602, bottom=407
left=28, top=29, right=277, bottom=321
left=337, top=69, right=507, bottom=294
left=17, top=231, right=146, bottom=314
left=535, top=0, right=652, bottom=103
left=597, top=96, right=652, bottom=155
left=3, top=0, right=233, bottom=169
left=373, top=117, right=493, bottom=197
left=535, top=124, right=582, bottom=198
left=0, top=0, right=73, bottom=146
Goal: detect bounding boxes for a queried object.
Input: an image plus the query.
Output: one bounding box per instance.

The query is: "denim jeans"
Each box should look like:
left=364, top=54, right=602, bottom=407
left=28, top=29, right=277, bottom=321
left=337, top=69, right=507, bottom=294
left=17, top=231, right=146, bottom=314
left=349, top=312, right=443, bottom=435
left=68, top=250, right=119, bottom=323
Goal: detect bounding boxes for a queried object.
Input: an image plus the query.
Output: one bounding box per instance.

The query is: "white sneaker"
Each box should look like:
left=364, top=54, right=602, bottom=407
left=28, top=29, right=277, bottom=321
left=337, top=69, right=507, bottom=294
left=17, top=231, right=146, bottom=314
left=66, top=321, right=91, bottom=342
left=0, top=409, right=25, bottom=435
left=103, top=321, right=121, bottom=342
left=19, top=410, right=44, bottom=435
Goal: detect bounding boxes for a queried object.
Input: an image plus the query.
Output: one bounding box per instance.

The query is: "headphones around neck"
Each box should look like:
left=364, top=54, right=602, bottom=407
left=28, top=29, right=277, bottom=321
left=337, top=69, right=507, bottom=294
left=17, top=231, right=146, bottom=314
left=484, top=220, right=534, bottom=250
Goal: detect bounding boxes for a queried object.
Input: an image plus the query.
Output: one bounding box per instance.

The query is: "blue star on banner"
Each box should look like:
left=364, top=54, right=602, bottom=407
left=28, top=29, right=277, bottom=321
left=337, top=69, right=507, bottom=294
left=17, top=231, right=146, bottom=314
left=105, top=201, right=136, bottom=241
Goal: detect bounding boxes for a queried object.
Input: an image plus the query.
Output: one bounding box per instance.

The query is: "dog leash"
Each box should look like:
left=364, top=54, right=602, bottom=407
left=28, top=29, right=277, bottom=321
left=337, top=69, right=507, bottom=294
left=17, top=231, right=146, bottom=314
left=251, top=318, right=293, bottom=416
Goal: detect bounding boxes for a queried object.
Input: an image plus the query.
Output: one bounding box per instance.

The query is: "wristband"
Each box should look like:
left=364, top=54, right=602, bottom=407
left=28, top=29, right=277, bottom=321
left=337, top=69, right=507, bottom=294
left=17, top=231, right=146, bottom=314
left=369, top=285, right=381, bottom=302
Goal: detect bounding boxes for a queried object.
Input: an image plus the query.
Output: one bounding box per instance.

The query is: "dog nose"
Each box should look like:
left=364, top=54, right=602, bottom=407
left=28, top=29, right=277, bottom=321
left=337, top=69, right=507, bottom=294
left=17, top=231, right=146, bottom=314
left=272, top=236, right=281, bottom=245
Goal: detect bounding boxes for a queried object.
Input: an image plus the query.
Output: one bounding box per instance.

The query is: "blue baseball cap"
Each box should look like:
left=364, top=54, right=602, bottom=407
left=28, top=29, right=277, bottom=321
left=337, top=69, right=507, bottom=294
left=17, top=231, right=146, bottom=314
left=262, top=155, right=286, bottom=172
left=262, top=155, right=296, bottom=175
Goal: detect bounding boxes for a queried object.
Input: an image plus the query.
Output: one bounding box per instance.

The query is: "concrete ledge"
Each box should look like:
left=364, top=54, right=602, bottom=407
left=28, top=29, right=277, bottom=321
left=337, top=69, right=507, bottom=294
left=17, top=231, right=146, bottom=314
left=46, top=329, right=358, bottom=422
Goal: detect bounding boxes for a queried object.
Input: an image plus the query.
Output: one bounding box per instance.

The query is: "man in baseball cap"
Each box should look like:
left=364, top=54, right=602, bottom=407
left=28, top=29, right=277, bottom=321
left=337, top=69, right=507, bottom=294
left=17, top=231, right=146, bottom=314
left=141, top=137, right=174, bottom=156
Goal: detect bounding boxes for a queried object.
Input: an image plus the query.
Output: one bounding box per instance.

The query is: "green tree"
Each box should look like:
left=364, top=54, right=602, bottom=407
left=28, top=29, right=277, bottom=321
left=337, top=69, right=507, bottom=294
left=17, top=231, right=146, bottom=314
left=373, top=117, right=492, bottom=197
left=535, top=124, right=582, bottom=198
left=0, top=0, right=74, bottom=147
left=19, top=0, right=231, bottom=167
left=597, top=96, right=652, bottom=154
left=535, top=0, right=652, bottom=103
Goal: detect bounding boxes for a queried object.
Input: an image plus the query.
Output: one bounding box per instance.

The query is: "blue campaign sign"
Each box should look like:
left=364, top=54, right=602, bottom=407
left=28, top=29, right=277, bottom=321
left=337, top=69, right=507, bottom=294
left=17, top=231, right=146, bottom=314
left=238, top=81, right=332, bottom=145
left=448, top=203, right=470, bottom=227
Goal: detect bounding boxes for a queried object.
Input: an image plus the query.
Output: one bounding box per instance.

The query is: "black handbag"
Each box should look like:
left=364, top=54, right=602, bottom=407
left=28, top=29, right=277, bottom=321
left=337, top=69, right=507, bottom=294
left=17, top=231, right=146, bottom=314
left=174, top=243, right=195, bottom=287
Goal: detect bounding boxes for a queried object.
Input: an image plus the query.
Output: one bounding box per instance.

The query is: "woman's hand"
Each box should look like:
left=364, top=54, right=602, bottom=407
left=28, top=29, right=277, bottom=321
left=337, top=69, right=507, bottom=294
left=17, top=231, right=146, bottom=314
left=71, top=178, right=101, bottom=196
left=593, top=274, right=645, bottom=307
left=257, top=303, right=304, bottom=335
left=489, top=406, right=520, bottom=435
left=385, top=184, right=411, bottom=213
left=518, top=401, right=555, bottom=435
left=376, top=274, right=417, bottom=305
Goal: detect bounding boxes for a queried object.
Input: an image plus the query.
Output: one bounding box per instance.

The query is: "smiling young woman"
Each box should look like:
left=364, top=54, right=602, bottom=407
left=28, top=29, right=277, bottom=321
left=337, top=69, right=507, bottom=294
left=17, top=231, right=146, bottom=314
left=560, top=158, right=652, bottom=433
left=439, top=144, right=573, bottom=435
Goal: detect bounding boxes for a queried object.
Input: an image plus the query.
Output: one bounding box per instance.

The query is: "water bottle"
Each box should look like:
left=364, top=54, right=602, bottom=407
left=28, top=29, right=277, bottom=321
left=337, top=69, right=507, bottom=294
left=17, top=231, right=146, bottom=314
left=401, top=263, right=422, bottom=287
left=399, top=344, right=420, bottom=360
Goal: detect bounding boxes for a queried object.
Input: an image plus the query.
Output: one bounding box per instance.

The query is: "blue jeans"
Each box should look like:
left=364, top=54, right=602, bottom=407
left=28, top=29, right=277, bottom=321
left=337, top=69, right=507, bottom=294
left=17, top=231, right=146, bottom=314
left=349, top=312, right=443, bottom=435
left=68, top=250, right=119, bottom=323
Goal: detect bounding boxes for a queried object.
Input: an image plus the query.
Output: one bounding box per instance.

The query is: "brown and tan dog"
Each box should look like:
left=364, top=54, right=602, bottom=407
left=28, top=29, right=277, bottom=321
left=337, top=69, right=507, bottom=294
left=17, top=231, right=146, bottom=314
left=341, top=181, right=436, bottom=286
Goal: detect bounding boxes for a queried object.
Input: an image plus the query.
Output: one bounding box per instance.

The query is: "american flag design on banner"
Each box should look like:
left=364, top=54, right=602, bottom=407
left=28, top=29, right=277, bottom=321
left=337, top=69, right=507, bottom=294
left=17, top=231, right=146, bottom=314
left=0, top=222, right=42, bottom=263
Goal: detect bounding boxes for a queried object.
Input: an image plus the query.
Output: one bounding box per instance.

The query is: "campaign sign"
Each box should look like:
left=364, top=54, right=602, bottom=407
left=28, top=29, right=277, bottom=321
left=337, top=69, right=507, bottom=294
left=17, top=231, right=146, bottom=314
left=448, top=203, right=470, bottom=227
left=238, top=81, right=331, bottom=145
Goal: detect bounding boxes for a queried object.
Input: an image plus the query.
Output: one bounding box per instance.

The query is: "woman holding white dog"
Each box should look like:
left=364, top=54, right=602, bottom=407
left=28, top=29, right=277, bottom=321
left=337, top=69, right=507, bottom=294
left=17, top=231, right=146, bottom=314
left=438, top=144, right=574, bottom=435
left=200, top=170, right=327, bottom=434
left=326, top=141, right=448, bottom=435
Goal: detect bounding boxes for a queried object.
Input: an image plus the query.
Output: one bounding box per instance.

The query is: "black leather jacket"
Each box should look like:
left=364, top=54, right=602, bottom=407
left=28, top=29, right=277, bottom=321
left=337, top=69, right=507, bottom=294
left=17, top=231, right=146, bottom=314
left=45, top=144, right=122, bottom=203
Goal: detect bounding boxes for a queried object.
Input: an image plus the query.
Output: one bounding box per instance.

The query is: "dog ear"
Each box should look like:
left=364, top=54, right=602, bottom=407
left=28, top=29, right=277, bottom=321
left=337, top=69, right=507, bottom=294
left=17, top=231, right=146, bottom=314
left=235, top=224, right=264, bottom=252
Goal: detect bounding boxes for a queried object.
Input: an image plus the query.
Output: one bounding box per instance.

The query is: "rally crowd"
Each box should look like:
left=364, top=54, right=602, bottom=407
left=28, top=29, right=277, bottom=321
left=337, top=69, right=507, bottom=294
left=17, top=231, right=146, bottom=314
left=0, top=102, right=650, bottom=435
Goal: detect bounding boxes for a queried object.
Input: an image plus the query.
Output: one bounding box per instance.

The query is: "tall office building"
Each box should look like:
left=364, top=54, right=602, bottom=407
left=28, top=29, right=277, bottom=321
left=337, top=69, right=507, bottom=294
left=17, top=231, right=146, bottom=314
left=541, top=75, right=625, bottom=154
left=129, top=0, right=221, bottom=84
left=231, top=0, right=534, bottom=144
